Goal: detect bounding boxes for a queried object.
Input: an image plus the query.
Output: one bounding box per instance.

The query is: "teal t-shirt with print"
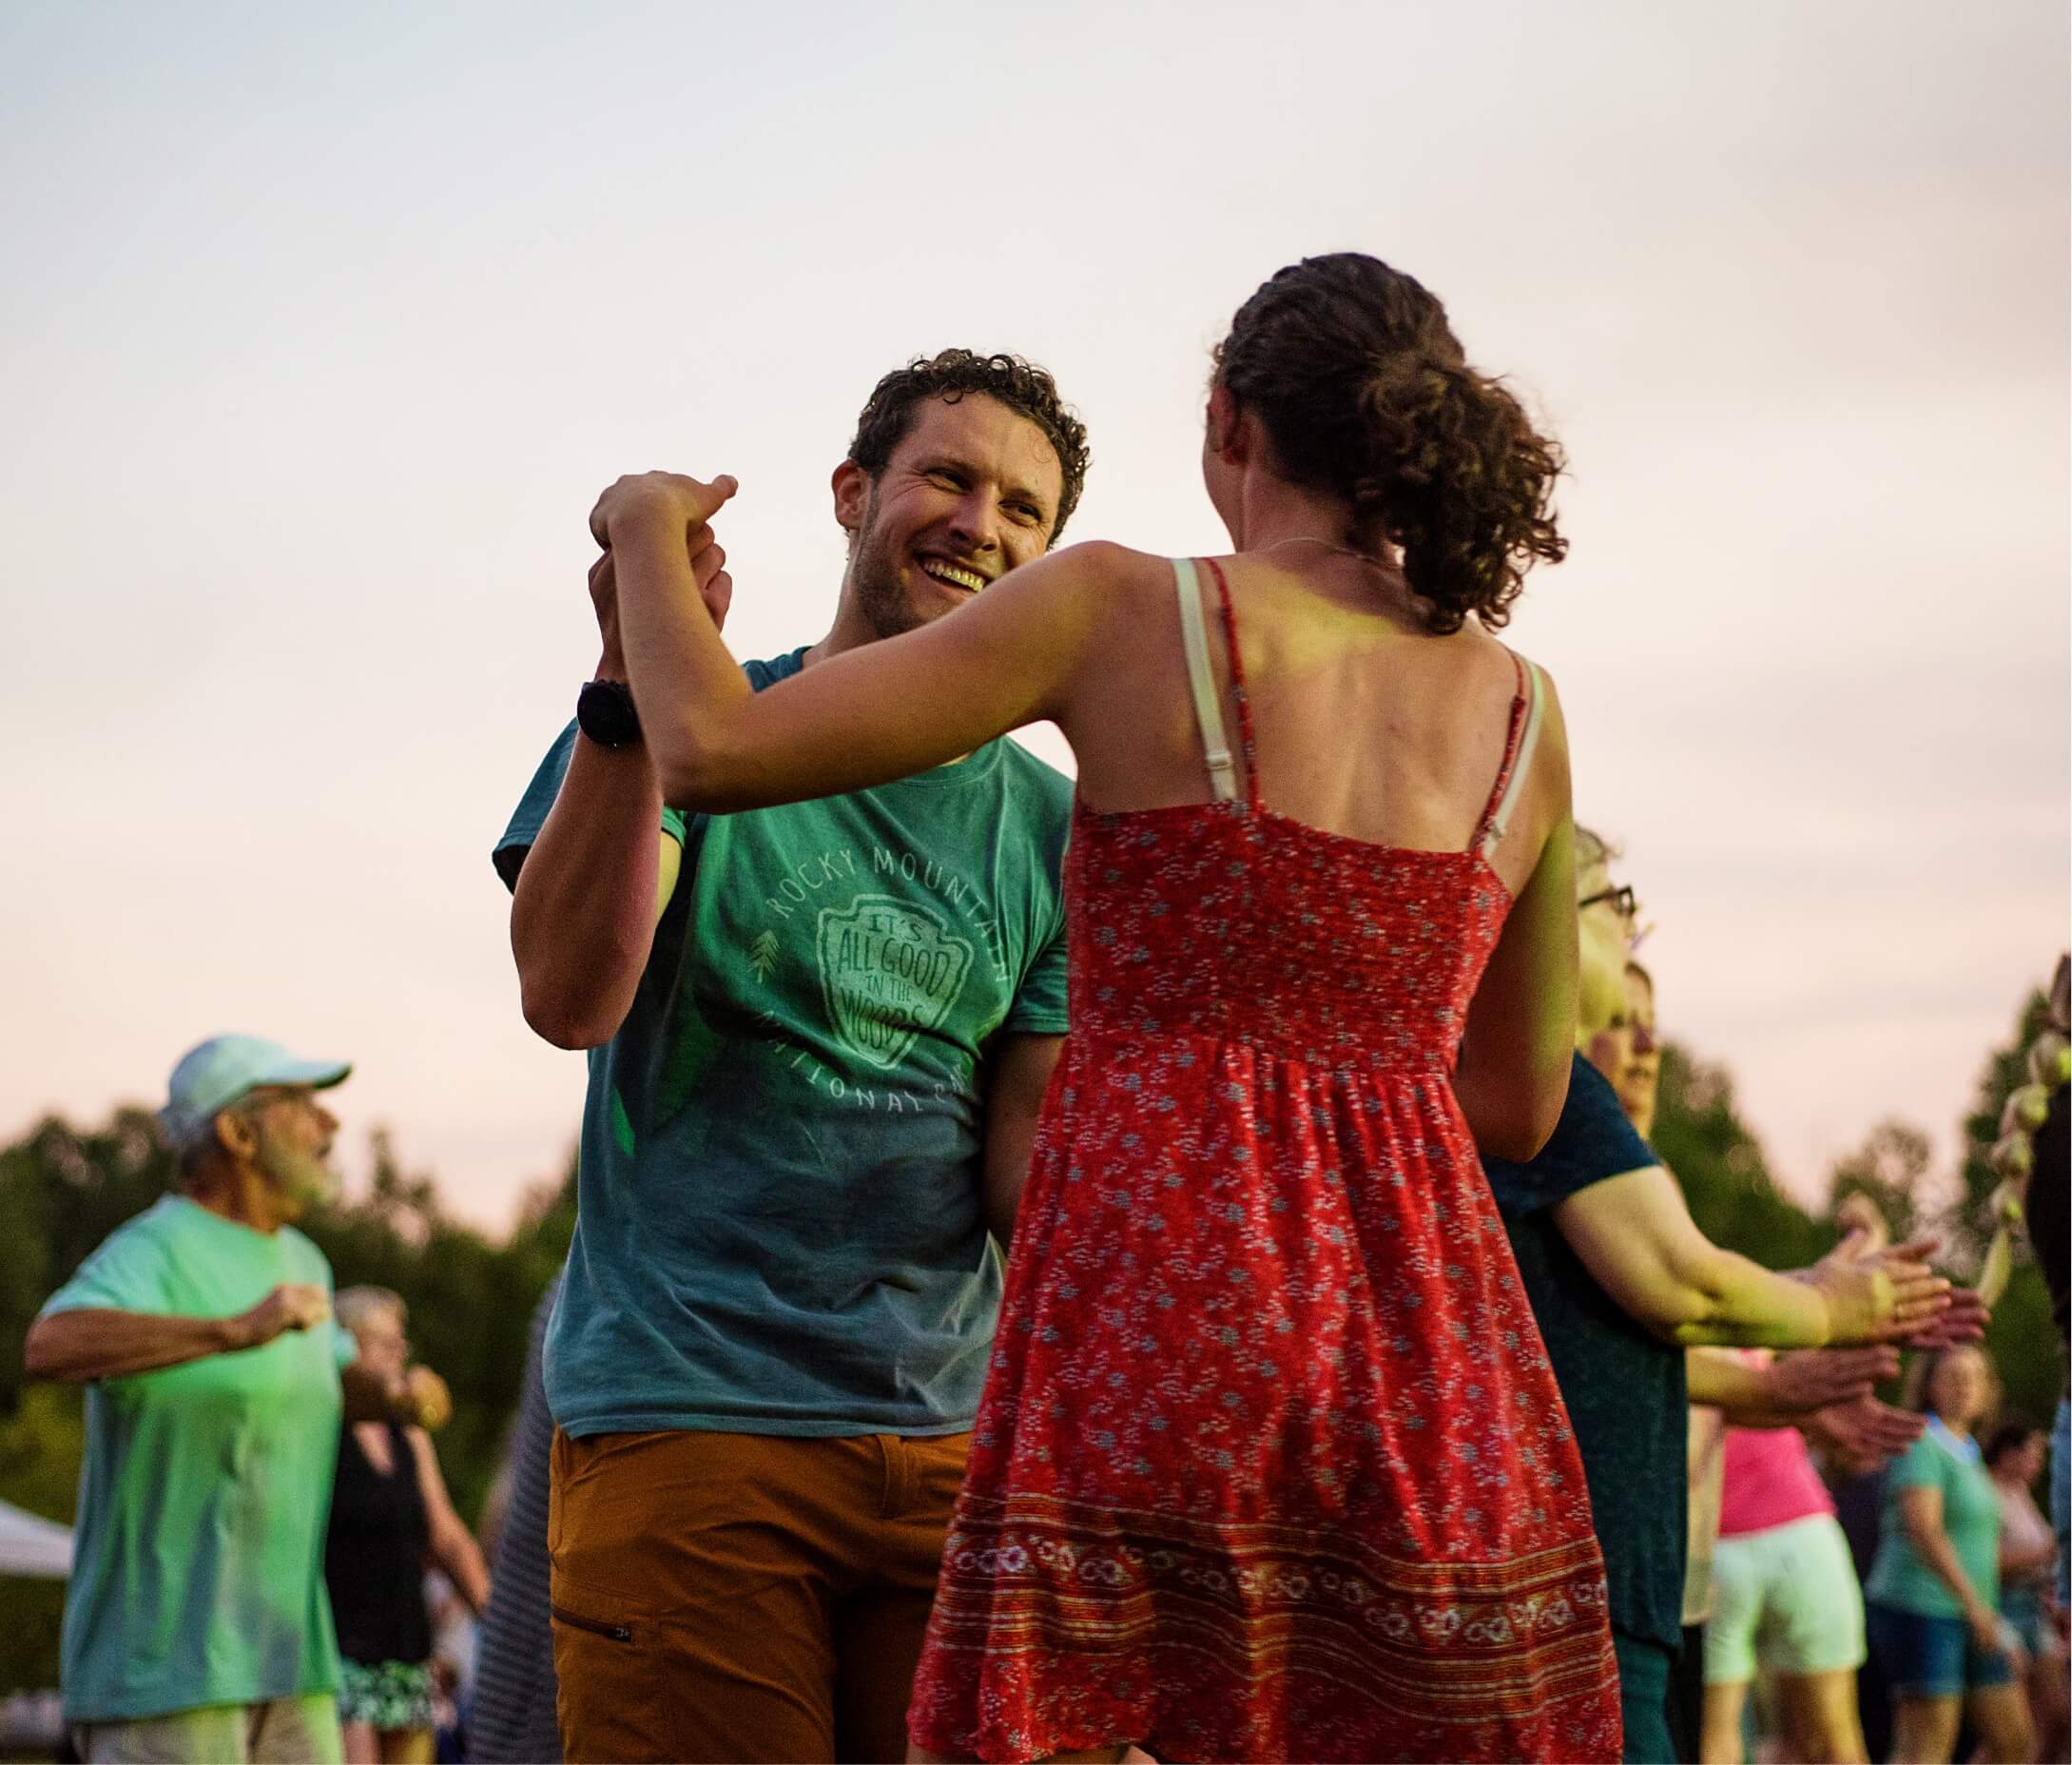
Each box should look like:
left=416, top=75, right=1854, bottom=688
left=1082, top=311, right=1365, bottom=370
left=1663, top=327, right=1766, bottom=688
left=1865, top=1421, right=2003, bottom=1617
left=41, top=1196, right=356, bottom=1722
left=494, top=648, right=1073, bottom=1439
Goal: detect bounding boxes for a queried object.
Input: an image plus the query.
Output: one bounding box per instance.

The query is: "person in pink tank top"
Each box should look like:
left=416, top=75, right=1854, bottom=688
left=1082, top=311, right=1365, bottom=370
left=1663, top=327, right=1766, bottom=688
left=1696, top=1360, right=1878, bottom=1763
left=583, top=252, right=1617, bottom=1760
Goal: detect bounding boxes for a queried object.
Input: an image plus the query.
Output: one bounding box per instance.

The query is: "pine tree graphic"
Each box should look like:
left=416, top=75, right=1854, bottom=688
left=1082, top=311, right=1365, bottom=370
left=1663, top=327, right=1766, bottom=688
left=747, top=931, right=779, bottom=982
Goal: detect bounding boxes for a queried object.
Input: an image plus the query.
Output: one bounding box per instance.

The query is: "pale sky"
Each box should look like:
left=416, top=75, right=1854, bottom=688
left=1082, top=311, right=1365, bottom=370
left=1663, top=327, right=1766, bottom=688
left=2, top=2, right=2064, bottom=1228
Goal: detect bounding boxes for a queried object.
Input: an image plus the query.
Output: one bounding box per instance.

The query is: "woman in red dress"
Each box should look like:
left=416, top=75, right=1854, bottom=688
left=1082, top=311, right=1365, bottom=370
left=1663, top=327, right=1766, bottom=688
left=591, top=253, right=1620, bottom=1761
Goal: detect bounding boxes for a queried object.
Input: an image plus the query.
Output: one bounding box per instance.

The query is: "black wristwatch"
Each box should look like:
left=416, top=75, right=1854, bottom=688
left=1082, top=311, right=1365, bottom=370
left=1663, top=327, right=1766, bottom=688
left=576, top=678, right=643, bottom=749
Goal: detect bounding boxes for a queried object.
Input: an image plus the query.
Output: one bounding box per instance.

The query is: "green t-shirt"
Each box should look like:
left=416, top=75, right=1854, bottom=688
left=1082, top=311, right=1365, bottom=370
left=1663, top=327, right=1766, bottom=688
left=41, top=1196, right=355, bottom=1722
left=1865, top=1421, right=2002, bottom=1617
left=494, top=648, right=1073, bottom=1439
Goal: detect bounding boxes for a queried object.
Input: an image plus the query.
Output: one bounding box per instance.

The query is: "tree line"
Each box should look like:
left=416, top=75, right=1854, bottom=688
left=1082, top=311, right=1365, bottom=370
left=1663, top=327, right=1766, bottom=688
left=0, top=981, right=2060, bottom=1694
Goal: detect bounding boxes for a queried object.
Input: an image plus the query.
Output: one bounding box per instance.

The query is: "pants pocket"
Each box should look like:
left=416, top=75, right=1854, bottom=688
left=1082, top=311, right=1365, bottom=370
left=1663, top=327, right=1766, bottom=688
left=550, top=1581, right=673, bottom=1763
left=551, top=1601, right=633, bottom=1644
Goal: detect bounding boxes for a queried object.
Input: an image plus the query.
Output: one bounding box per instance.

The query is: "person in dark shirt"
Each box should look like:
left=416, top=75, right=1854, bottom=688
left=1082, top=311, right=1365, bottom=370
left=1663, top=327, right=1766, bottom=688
left=1482, top=831, right=1972, bottom=1763
left=325, top=1288, right=489, bottom=1765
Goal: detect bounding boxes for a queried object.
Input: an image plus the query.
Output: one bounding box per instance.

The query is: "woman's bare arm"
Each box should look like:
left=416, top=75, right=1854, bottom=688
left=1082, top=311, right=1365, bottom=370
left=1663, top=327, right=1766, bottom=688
left=408, top=1427, right=491, bottom=1613
left=1454, top=689, right=1577, bottom=1161
left=597, top=473, right=1108, bottom=812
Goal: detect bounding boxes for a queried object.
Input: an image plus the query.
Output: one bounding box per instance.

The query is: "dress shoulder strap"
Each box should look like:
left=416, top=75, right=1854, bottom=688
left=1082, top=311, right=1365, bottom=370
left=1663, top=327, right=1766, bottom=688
left=1474, top=650, right=1546, bottom=859
left=1173, top=558, right=1240, bottom=804
left=1198, top=558, right=1261, bottom=806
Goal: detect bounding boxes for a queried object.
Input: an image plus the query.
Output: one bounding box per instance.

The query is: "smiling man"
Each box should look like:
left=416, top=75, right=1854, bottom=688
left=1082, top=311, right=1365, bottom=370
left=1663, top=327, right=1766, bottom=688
left=23, top=1035, right=452, bottom=1765
left=494, top=352, right=1090, bottom=1763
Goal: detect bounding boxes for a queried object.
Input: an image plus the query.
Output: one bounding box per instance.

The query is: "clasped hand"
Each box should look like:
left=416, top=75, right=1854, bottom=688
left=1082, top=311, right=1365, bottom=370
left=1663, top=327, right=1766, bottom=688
left=587, top=471, right=740, bottom=670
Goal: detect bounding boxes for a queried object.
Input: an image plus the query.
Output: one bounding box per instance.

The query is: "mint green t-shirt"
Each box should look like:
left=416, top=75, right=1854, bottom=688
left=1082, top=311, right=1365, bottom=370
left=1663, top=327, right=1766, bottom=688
left=1865, top=1421, right=2003, bottom=1618
left=494, top=649, right=1073, bottom=1439
left=41, top=1196, right=355, bottom=1722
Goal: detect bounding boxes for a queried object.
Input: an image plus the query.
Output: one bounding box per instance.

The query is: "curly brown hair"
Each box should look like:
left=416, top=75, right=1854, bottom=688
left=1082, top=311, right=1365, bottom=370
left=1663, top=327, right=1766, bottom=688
left=1214, top=254, right=1566, bottom=633
left=846, top=349, right=1091, bottom=543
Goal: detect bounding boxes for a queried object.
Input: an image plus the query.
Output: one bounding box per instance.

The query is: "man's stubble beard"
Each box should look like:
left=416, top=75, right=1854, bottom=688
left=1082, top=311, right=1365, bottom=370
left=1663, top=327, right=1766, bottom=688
left=848, top=485, right=925, bottom=642
left=259, top=1131, right=339, bottom=1212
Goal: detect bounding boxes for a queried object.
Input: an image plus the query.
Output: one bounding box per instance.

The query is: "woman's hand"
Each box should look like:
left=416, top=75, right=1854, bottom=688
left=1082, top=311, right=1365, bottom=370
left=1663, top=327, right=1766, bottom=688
left=1965, top=1599, right=2007, bottom=1659
left=1804, top=1230, right=1950, bottom=1344
left=590, top=470, right=737, bottom=550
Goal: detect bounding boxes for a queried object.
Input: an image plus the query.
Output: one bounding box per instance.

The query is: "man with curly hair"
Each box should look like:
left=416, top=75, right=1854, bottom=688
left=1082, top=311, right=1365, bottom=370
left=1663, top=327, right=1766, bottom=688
left=494, top=352, right=1090, bottom=1762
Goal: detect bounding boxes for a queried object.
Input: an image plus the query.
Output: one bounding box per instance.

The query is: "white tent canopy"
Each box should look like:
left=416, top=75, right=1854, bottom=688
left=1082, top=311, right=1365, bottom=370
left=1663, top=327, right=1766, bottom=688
left=0, top=1500, right=71, bottom=1578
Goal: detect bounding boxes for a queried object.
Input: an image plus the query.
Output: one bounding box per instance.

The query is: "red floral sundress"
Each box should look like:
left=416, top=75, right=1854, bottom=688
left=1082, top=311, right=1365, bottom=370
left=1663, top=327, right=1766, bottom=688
left=907, top=559, right=1621, bottom=1762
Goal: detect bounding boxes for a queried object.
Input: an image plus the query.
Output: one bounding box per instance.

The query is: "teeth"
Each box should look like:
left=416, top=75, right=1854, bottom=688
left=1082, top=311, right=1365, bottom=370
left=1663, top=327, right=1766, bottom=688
left=921, top=559, right=985, bottom=592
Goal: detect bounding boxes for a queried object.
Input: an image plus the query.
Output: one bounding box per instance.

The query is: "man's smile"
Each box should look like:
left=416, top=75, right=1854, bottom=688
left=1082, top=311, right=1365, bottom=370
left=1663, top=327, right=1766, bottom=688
left=918, top=555, right=989, bottom=594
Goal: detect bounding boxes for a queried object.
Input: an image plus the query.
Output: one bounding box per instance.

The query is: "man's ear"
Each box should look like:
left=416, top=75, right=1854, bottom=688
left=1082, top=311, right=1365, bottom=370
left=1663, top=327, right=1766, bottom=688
left=831, top=459, right=870, bottom=548
left=214, top=1108, right=256, bottom=1161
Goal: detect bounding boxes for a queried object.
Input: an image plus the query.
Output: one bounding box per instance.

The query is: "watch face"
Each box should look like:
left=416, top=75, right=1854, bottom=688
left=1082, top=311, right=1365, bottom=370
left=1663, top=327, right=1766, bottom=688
left=577, top=680, right=641, bottom=748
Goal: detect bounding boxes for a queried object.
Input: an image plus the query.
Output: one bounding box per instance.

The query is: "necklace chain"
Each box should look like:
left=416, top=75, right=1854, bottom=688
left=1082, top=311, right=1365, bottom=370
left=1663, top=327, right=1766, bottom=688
left=1261, top=534, right=1382, bottom=566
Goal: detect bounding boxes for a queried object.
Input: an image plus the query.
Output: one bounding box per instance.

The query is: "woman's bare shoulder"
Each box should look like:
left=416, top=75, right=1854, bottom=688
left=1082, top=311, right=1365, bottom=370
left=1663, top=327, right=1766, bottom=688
left=1007, top=540, right=1185, bottom=629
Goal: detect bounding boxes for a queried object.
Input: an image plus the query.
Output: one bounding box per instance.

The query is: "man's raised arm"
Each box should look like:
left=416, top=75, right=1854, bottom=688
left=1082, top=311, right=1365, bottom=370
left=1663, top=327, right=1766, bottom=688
left=510, top=545, right=719, bottom=1047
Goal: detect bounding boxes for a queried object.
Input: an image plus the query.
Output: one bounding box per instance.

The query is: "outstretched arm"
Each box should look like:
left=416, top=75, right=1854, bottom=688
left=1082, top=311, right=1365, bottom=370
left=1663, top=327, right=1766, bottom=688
left=596, top=473, right=1105, bottom=811
left=1556, top=1173, right=1952, bottom=1348
left=1685, top=1345, right=1898, bottom=1426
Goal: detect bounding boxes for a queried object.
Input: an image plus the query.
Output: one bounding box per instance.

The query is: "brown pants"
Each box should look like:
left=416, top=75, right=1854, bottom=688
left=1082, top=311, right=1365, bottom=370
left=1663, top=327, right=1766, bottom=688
left=548, top=1426, right=971, bottom=1764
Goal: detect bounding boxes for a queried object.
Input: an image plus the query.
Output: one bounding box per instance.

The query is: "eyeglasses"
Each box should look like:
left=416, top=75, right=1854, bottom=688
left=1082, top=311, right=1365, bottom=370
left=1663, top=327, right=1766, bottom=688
left=1579, top=884, right=1637, bottom=921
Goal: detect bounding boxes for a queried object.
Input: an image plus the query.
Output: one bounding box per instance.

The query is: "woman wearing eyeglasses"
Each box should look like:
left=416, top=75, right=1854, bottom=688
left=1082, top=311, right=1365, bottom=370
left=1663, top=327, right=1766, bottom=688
left=1479, top=831, right=1985, bottom=1761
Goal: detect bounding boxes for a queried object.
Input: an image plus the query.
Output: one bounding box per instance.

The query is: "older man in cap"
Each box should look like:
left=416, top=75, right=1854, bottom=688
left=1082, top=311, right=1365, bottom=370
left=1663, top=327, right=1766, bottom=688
left=24, top=1035, right=449, bottom=1765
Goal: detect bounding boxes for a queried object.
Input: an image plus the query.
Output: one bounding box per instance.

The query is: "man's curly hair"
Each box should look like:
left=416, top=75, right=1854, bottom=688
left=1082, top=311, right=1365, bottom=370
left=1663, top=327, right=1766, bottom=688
left=847, top=350, right=1091, bottom=543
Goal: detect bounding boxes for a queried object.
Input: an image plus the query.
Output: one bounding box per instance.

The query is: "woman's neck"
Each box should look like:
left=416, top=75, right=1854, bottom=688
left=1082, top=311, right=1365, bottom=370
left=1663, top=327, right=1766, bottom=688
left=1221, top=469, right=1365, bottom=556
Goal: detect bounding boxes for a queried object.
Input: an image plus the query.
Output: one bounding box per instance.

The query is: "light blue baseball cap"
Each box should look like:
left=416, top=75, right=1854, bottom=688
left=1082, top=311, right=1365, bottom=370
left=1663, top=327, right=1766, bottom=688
left=160, top=1034, right=351, bottom=1140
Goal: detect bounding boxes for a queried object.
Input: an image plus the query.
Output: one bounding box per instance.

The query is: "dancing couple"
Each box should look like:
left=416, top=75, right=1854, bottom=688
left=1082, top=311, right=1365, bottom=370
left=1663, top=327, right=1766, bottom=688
left=502, top=254, right=1911, bottom=1762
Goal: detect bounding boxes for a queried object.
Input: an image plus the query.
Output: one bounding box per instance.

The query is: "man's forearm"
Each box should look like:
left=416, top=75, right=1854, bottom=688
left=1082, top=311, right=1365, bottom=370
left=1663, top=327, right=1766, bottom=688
left=511, top=735, right=664, bottom=1049
left=24, top=1308, right=243, bottom=1383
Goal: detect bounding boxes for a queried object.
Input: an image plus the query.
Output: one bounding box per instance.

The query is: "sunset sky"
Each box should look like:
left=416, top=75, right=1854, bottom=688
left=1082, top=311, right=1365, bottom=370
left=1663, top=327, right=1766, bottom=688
left=2, top=1, right=2064, bottom=1229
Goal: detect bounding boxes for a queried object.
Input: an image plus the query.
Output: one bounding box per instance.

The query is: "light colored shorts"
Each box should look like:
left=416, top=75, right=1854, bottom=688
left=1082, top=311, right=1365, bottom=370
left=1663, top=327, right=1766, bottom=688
left=1704, top=1512, right=1866, bottom=1683
left=74, top=1693, right=343, bottom=1764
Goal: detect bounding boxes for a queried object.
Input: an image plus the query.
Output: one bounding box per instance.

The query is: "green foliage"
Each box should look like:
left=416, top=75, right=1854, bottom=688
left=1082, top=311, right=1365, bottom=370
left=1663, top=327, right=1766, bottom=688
left=0, top=1108, right=575, bottom=1695
left=1652, top=1016, right=2063, bottom=1426
left=1653, top=1042, right=1832, bottom=1272
left=2, top=981, right=2062, bottom=1698
left=1983, top=1262, right=2061, bottom=1431
left=0, top=1111, right=171, bottom=1416
left=1829, top=1120, right=1929, bottom=1251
